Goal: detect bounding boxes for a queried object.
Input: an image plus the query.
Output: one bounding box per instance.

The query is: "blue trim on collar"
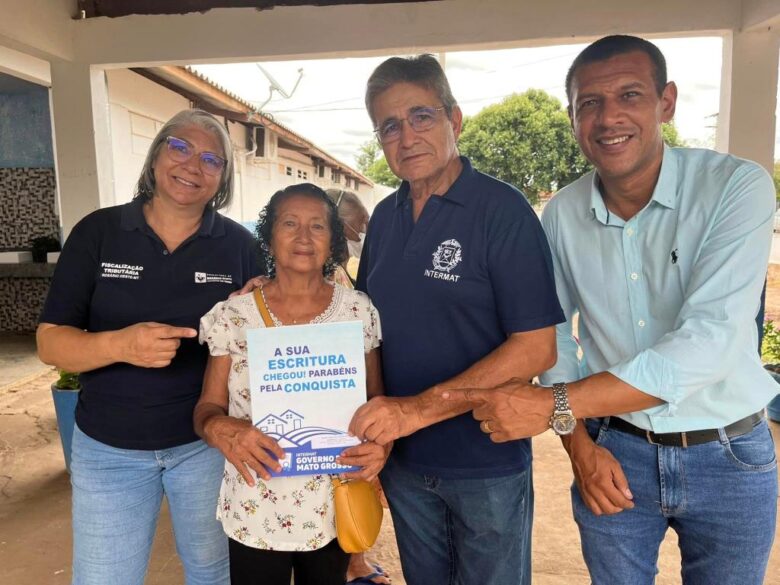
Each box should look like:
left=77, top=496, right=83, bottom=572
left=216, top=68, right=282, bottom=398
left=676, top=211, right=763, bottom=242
left=394, top=156, right=474, bottom=208
left=120, top=197, right=222, bottom=237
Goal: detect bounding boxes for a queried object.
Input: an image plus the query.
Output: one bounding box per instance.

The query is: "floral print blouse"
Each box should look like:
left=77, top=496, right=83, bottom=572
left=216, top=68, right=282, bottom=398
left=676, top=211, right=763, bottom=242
left=199, top=283, right=381, bottom=551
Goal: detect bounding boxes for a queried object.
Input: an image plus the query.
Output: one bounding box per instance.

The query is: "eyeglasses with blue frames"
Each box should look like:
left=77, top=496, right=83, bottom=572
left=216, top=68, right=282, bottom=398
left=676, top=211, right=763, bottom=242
left=374, top=106, right=447, bottom=145
left=164, top=136, right=227, bottom=176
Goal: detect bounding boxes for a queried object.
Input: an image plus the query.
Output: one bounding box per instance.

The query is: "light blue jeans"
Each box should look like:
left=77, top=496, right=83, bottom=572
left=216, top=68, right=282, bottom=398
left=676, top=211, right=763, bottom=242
left=70, top=425, right=229, bottom=585
left=574, top=417, right=777, bottom=585
left=380, top=455, right=533, bottom=585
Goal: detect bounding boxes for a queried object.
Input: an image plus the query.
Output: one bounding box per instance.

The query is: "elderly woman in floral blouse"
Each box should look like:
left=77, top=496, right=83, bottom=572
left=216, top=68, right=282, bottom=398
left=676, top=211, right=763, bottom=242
left=194, top=183, right=388, bottom=585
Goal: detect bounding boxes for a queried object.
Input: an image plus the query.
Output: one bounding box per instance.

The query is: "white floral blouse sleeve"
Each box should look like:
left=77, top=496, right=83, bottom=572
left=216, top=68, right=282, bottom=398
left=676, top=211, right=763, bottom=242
left=366, top=297, right=382, bottom=352
left=200, top=300, right=233, bottom=356
left=351, top=291, right=381, bottom=353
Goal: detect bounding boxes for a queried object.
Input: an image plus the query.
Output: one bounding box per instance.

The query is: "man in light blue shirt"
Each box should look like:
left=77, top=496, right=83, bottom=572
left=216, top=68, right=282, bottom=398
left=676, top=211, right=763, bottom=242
left=446, top=35, right=777, bottom=584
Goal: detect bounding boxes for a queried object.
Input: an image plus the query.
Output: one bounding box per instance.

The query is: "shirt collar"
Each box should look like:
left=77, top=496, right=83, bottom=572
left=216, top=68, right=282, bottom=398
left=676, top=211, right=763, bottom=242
left=589, top=144, right=679, bottom=224
left=121, top=196, right=223, bottom=237
left=394, top=156, right=475, bottom=208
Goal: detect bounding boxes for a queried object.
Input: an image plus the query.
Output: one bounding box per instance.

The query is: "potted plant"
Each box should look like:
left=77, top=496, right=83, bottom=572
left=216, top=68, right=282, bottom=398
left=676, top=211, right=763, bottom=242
left=31, top=235, right=60, bottom=263
left=51, top=370, right=80, bottom=472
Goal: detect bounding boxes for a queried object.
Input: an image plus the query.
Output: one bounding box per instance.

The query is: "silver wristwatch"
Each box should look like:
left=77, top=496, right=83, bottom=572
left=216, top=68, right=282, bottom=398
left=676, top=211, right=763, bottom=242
left=550, top=382, right=577, bottom=435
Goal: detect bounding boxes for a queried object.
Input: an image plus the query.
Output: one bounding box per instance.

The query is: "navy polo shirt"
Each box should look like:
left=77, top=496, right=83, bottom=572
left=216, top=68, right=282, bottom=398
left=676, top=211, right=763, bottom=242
left=357, top=157, right=564, bottom=478
left=40, top=198, right=257, bottom=450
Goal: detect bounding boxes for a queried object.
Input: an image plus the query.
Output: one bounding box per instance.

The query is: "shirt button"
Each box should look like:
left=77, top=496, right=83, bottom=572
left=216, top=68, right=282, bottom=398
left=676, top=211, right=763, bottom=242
left=626, top=228, right=634, bottom=236
left=163, top=250, right=169, bottom=255
left=638, top=320, right=646, bottom=327
left=630, top=272, right=638, bottom=280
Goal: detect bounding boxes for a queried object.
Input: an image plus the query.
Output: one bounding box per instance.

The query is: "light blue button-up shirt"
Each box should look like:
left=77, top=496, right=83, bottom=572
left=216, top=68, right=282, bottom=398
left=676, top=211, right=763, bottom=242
left=539, top=146, right=777, bottom=432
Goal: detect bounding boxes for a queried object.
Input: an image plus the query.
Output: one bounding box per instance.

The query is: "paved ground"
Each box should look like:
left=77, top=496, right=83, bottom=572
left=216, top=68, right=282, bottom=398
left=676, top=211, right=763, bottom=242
left=0, top=335, right=778, bottom=584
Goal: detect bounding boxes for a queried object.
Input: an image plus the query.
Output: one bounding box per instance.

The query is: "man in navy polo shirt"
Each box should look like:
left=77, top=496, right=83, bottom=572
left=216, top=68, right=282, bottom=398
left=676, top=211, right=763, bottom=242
left=349, top=55, right=564, bottom=585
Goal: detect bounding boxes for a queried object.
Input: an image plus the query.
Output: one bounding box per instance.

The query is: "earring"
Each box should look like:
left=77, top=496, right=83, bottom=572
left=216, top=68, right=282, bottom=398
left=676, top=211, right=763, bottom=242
left=325, top=256, right=338, bottom=274
left=265, top=252, right=276, bottom=277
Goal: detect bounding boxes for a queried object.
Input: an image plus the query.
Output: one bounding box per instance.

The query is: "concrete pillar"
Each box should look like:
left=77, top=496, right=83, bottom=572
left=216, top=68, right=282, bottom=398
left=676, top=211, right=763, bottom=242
left=717, top=27, right=780, bottom=173
left=49, top=61, right=115, bottom=240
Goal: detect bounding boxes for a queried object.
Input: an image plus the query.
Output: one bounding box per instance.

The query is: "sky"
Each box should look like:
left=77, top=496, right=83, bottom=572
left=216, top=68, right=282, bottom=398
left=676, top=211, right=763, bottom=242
left=191, top=37, right=773, bottom=170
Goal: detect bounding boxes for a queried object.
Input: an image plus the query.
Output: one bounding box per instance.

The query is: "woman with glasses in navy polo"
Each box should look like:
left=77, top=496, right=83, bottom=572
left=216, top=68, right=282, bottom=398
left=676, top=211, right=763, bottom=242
left=37, top=109, right=256, bottom=585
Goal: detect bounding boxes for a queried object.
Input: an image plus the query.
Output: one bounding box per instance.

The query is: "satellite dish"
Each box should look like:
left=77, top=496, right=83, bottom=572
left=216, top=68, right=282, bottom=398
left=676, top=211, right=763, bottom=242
left=251, top=64, right=304, bottom=112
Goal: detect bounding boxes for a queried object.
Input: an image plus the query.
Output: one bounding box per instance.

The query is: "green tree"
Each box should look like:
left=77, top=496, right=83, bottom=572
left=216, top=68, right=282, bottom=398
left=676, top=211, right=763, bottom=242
left=355, top=140, right=382, bottom=173
left=661, top=122, right=686, bottom=147
left=355, top=140, right=401, bottom=188
left=458, top=89, right=589, bottom=204
left=774, top=161, right=780, bottom=201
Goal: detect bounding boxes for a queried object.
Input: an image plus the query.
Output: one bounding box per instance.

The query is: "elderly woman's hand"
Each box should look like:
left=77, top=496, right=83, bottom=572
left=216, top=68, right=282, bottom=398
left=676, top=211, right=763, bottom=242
left=202, top=415, right=285, bottom=485
left=337, top=440, right=393, bottom=482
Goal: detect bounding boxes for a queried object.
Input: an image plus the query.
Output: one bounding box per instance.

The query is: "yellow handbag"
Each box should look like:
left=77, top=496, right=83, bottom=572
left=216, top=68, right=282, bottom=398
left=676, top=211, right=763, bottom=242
left=331, top=477, right=383, bottom=553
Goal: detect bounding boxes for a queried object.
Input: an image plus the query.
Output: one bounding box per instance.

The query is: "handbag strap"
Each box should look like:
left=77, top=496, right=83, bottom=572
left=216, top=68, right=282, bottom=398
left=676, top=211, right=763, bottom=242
left=253, top=287, right=275, bottom=328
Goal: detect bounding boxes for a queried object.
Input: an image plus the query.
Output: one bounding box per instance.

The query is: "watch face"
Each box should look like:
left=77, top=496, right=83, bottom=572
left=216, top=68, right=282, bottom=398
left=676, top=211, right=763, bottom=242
left=552, top=413, right=577, bottom=435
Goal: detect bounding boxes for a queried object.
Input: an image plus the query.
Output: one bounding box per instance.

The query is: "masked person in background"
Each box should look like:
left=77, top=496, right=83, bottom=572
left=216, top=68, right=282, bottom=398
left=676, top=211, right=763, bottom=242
left=324, top=190, right=391, bottom=585
left=327, top=189, right=369, bottom=288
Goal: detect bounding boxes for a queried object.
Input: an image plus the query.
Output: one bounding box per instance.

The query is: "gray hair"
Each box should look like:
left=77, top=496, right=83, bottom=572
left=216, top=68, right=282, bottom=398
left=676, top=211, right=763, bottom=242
left=325, top=188, right=367, bottom=216
left=365, top=54, right=458, bottom=125
left=133, top=109, right=234, bottom=210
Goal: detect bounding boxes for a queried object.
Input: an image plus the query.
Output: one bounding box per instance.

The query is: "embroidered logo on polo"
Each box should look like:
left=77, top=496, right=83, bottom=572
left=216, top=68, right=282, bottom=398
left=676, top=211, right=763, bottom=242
left=424, top=239, right=462, bottom=283
left=100, top=262, right=143, bottom=280
left=194, top=271, right=233, bottom=284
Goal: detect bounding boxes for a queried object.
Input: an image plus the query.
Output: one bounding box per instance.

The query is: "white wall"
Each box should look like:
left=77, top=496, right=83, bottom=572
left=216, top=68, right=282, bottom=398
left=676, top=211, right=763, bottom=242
left=0, top=0, right=74, bottom=61
left=106, top=69, right=190, bottom=206
left=716, top=28, right=780, bottom=172
left=103, top=69, right=382, bottom=227
left=742, top=0, right=780, bottom=29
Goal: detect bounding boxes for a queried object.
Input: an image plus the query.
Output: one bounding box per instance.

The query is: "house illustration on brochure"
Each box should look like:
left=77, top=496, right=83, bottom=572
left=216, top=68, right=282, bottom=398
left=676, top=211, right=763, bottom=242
left=257, top=410, right=304, bottom=435
left=255, top=408, right=349, bottom=454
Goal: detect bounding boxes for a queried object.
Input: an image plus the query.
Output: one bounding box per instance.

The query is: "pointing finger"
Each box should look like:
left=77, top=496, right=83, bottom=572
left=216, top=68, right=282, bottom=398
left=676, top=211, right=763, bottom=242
left=160, top=326, right=198, bottom=339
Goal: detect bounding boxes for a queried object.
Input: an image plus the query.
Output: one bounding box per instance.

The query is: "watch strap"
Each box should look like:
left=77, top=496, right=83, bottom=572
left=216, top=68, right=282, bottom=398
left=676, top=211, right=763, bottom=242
left=552, top=382, right=571, bottom=413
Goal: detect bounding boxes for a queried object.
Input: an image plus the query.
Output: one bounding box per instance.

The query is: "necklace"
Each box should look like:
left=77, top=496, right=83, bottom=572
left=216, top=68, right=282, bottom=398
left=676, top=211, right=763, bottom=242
left=259, top=284, right=339, bottom=326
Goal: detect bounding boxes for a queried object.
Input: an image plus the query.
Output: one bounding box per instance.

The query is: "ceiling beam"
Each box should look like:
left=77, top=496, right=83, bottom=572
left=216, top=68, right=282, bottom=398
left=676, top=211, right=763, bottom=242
left=78, top=0, right=429, bottom=19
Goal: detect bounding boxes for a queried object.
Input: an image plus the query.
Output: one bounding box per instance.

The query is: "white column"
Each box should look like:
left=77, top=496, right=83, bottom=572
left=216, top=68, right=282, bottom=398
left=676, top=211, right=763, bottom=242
left=717, top=28, right=780, bottom=173
left=50, top=61, right=115, bottom=239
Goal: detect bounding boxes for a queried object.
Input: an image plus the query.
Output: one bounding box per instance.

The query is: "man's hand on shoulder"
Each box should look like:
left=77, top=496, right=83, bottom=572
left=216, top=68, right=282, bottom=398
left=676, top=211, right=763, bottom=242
left=230, top=275, right=270, bottom=298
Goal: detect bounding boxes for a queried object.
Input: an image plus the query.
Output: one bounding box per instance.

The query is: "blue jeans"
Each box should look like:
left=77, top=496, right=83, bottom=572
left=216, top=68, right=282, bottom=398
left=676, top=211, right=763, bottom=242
left=380, top=455, right=533, bottom=585
left=573, top=418, right=778, bottom=585
left=70, top=425, right=229, bottom=585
